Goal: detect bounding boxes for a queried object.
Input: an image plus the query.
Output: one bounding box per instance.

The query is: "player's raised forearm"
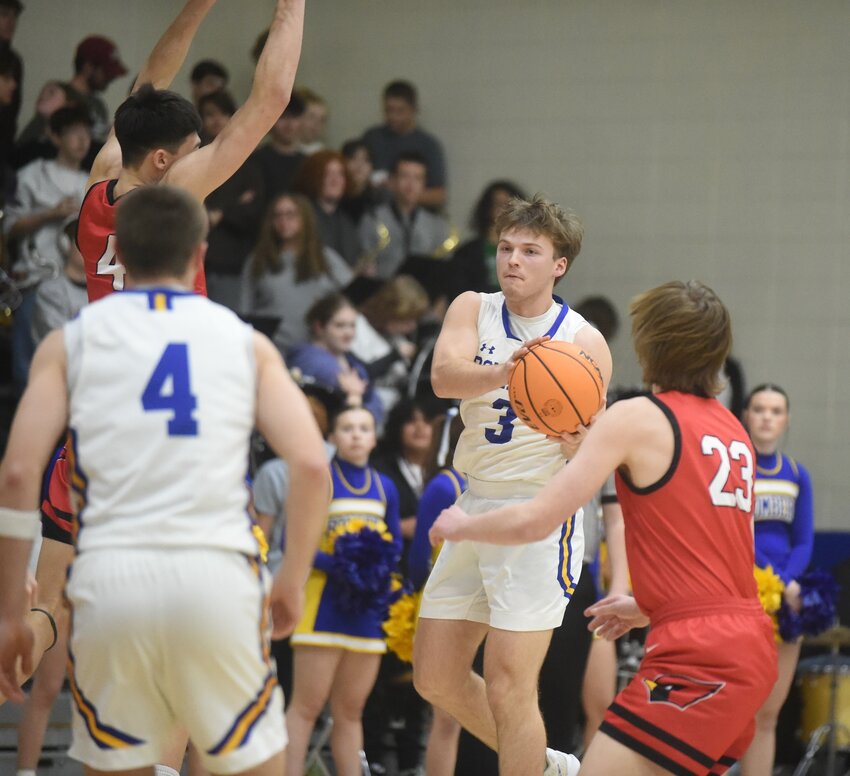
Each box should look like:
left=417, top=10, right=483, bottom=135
left=247, top=0, right=305, bottom=121
left=134, top=0, right=217, bottom=91
left=431, top=358, right=510, bottom=400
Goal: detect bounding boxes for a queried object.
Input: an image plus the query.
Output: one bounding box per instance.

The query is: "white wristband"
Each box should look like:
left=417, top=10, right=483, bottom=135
left=0, top=507, right=40, bottom=540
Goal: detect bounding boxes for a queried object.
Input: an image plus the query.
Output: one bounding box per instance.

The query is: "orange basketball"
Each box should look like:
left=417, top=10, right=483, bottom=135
left=508, top=341, right=604, bottom=435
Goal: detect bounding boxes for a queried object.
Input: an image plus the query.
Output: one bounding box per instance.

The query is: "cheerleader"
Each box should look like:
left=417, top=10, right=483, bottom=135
left=286, top=406, right=402, bottom=776
left=740, top=384, right=814, bottom=776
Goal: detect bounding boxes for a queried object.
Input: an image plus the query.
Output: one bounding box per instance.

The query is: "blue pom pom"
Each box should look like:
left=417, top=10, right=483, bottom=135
left=328, top=528, right=398, bottom=616
left=777, top=569, right=840, bottom=642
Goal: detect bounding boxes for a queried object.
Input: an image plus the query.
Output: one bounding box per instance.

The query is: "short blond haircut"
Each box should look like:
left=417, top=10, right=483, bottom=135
left=360, top=275, right=429, bottom=330
left=494, top=194, right=584, bottom=273
left=630, top=280, right=731, bottom=397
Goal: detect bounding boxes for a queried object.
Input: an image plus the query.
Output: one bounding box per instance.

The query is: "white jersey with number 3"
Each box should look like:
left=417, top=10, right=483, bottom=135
left=64, top=288, right=258, bottom=554
left=454, top=292, right=590, bottom=495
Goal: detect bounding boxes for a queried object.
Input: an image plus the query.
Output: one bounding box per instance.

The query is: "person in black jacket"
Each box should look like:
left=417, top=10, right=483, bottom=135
left=447, top=179, right=527, bottom=300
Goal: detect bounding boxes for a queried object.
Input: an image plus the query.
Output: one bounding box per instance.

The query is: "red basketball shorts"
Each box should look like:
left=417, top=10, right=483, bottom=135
left=600, top=599, right=777, bottom=775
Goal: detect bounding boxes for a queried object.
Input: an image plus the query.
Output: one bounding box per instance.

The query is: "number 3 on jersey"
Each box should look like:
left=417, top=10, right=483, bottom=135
left=701, top=435, right=753, bottom=511
left=142, top=343, right=198, bottom=436
left=485, top=398, right=516, bottom=445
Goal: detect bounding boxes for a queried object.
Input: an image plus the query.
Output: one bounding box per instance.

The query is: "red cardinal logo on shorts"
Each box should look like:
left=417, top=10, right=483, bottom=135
left=643, top=674, right=725, bottom=710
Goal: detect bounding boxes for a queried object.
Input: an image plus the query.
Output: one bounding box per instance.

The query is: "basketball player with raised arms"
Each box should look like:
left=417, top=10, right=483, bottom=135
left=79, top=0, right=305, bottom=301
left=0, top=185, right=330, bottom=776
left=412, top=195, right=612, bottom=776
left=431, top=280, right=778, bottom=776
left=33, top=0, right=306, bottom=697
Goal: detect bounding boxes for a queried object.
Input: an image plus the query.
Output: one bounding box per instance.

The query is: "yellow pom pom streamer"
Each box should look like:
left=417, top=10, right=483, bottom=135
left=251, top=524, right=269, bottom=564
left=383, top=588, right=423, bottom=664
left=754, top=564, right=784, bottom=642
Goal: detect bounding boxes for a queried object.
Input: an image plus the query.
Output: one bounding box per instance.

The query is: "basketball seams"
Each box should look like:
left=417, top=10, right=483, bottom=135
left=537, top=341, right=604, bottom=407
left=519, top=357, right=560, bottom=435
left=526, top=348, right=587, bottom=427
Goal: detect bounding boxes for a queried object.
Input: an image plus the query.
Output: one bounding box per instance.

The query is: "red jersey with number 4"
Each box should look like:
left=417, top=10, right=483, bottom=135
left=78, top=179, right=207, bottom=302
left=615, top=392, right=757, bottom=620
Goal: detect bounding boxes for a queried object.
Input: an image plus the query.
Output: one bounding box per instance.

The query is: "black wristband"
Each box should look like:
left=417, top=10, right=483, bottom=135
left=30, top=607, right=58, bottom=651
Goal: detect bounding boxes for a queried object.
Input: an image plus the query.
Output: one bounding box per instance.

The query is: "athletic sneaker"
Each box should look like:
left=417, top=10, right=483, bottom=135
left=544, top=747, right=581, bottom=775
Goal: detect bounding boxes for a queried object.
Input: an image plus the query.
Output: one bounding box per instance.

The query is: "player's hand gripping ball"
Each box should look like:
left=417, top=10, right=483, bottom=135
left=508, top=341, right=604, bottom=435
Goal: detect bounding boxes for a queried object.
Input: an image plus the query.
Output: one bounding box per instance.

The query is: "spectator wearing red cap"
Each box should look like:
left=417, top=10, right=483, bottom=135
left=67, top=35, right=128, bottom=143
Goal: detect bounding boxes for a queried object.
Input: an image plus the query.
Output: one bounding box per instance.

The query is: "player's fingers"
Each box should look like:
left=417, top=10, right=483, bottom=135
left=585, top=600, right=615, bottom=617
left=597, top=625, right=621, bottom=642
left=585, top=613, right=612, bottom=632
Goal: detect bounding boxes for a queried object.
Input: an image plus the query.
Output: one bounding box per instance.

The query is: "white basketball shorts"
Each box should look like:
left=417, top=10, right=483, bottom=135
left=418, top=489, right=584, bottom=631
left=65, top=547, right=285, bottom=774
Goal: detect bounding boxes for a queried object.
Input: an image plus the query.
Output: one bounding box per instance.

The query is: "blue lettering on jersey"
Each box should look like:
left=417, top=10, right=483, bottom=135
left=474, top=342, right=500, bottom=367
left=141, top=343, right=199, bottom=436
left=485, top=398, right=516, bottom=445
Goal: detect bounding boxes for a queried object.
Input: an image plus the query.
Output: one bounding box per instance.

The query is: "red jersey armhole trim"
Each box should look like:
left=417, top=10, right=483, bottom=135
left=618, top=394, right=682, bottom=495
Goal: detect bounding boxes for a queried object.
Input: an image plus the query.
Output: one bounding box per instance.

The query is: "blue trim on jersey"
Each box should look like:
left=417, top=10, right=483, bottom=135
left=119, top=287, right=196, bottom=310
left=500, top=295, right=569, bottom=341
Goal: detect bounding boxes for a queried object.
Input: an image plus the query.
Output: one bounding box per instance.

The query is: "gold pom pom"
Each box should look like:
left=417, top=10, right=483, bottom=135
left=754, top=564, right=784, bottom=642
left=383, top=590, right=422, bottom=664
left=321, top=518, right=393, bottom=553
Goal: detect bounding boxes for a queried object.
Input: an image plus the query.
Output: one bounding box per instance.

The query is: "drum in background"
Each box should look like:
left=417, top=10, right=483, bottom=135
left=798, top=654, right=850, bottom=747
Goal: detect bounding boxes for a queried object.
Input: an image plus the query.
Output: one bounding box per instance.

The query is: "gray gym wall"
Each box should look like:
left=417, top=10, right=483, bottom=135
left=19, top=1, right=849, bottom=530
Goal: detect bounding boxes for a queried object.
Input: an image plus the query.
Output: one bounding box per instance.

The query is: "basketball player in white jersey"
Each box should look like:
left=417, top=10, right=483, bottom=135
left=0, top=185, right=329, bottom=776
left=412, top=195, right=612, bottom=776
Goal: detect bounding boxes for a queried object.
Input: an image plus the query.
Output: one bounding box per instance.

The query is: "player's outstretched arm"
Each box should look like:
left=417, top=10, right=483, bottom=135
left=601, top=501, right=629, bottom=597
left=169, top=0, right=305, bottom=201
left=0, top=332, right=69, bottom=701
left=431, top=292, right=549, bottom=400
left=86, top=0, right=218, bottom=189
left=252, top=332, right=330, bottom=638
left=132, top=0, right=218, bottom=93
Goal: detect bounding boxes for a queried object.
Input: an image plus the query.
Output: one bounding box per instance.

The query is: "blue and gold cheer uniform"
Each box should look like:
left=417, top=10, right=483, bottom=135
left=292, top=457, right=401, bottom=653
left=753, top=451, right=814, bottom=588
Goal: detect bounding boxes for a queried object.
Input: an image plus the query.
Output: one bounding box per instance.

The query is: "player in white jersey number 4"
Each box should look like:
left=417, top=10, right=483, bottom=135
left=0, top=186, right=330, bottom=776
left=412, top=195, right=612, bottom=776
